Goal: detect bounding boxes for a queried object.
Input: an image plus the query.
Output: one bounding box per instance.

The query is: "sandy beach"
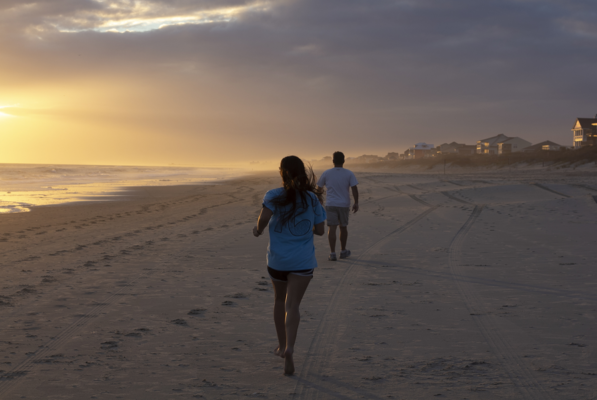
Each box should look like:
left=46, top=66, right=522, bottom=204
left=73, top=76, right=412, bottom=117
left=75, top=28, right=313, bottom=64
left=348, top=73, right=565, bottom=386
left=0, top=169, right=596, bottom=399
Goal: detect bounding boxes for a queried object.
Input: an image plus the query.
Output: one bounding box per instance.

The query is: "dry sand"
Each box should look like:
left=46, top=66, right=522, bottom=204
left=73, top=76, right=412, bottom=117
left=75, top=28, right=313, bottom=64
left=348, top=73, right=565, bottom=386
left=0, top=170, right=596, bottom=399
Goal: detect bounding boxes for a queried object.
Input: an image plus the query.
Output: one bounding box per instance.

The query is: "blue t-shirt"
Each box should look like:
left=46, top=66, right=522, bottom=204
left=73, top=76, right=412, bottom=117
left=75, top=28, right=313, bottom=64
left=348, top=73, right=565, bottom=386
left=263, top=188, right=326, bottom=271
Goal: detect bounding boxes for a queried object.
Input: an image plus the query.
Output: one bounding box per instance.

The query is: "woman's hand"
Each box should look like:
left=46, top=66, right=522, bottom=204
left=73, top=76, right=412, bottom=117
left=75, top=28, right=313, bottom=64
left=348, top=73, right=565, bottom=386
left=253, top=226, right=263, bottom=237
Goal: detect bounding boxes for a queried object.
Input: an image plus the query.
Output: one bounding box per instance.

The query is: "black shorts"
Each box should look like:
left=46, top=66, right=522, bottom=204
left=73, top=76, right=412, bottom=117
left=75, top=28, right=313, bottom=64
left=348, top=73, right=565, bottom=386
left=267, top=266, right=314, bottom=282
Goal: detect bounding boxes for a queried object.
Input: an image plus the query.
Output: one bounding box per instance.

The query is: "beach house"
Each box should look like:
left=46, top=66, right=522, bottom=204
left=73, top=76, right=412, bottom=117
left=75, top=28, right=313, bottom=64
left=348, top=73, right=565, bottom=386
left=439, top=142, right=476, bottom=155
left=477, top=134, right=531, bottom=155
left=572, top=116, right=597, bottom=148
left=410, top=143, right=435, bottom=159
left=522, top=141, right=566, bottom=152
left=476, top=134, right=509, bottom=154
left=497, top=137, right=532, bottom=154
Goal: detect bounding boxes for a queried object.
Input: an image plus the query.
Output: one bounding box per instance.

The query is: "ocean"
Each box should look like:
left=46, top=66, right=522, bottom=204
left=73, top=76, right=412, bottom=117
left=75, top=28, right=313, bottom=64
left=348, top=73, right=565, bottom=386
left=0, top=164, right=244, bottom=214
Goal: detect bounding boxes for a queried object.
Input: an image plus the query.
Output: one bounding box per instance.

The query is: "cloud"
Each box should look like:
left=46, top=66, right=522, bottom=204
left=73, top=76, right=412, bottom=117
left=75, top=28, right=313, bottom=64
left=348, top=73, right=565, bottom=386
left=1, top=0, right=270, bottom=34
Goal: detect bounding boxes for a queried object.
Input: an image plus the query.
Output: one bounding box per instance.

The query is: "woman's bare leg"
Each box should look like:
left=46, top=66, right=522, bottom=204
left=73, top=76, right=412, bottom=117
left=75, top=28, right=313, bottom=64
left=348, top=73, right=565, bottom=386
left=283, top=274, right=312, bottom=375
left=271, top=279, right=288, bottom=358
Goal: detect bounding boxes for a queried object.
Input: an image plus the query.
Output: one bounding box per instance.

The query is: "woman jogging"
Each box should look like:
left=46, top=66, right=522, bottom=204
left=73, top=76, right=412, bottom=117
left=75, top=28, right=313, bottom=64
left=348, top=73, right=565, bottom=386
left=253, top=155, right=326, bottom=375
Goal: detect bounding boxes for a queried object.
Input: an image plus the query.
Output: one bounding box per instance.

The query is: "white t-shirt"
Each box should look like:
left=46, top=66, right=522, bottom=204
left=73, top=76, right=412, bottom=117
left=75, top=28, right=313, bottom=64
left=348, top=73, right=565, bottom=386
left=317, top=168, right=358, bottom=208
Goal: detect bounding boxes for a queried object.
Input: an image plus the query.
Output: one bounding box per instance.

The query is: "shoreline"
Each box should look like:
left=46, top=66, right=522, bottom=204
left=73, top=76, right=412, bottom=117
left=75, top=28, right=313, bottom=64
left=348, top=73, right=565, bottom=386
left=0, top=169, right=253, bottom=215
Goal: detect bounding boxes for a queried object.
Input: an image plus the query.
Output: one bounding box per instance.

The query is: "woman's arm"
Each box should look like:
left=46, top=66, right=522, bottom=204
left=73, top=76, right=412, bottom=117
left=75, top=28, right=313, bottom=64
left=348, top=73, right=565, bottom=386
left=253, top=206, right=273, bottom=237
left=313, top=221, right=325, bottom=236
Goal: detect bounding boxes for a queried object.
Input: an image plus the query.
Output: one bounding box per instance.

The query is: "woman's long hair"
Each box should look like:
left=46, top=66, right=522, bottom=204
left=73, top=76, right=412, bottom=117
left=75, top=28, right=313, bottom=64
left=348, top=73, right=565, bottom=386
left=272, top=156, right=323, bottom=227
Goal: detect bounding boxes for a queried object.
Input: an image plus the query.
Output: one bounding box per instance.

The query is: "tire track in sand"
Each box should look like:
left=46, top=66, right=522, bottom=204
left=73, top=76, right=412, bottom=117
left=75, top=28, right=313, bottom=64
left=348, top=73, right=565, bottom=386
left=294, top=205, right=438, bottom=399
left=448, top=205, right=555, bottom=400
left=532, top=183, right=570, bottom=198
left=440, top=190, right=470, bottom=204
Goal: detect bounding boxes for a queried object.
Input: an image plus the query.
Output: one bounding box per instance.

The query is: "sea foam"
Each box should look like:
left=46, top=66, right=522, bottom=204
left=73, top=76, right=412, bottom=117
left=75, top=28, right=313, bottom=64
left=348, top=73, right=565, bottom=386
left=0, top=164, right=243, bottom=214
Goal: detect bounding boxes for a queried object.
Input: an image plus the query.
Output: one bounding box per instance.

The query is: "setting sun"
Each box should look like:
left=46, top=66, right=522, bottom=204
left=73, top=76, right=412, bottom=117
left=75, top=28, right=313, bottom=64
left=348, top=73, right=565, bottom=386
left=0, top=105, right=16, bottom=118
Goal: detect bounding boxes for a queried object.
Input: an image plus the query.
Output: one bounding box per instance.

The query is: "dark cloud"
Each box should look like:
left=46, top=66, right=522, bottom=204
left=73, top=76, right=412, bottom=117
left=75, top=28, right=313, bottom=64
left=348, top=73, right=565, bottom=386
left=1, top=0, right=596, bottom=162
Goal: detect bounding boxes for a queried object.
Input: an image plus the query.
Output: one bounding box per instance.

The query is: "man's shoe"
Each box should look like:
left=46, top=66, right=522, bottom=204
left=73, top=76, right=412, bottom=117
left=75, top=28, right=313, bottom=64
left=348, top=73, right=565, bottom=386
left=340, top=250, right=351, bottom=259
left=328, top=253, right=337, bottom=261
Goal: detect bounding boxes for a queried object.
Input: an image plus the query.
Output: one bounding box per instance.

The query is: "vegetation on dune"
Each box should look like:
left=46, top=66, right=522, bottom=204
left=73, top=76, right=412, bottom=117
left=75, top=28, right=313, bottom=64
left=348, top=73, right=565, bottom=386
left=343, top=147, right=597, bottom=170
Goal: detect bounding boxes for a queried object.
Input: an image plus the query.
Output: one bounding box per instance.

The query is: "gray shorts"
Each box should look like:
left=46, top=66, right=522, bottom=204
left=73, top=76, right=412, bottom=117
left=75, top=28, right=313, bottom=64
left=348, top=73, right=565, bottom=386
left=326, top=206, right=350, bottom=226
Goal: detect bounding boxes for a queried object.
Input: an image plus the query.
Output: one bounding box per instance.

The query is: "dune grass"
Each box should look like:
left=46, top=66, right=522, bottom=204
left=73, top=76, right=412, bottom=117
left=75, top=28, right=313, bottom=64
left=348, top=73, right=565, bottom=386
left=344, top=147, right=597, bottom=170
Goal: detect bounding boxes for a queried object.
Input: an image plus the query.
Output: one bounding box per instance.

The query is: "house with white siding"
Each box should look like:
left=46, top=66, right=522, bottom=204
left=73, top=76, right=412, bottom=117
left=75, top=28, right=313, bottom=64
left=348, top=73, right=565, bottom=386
left=572, top=116, right=597, bottom=148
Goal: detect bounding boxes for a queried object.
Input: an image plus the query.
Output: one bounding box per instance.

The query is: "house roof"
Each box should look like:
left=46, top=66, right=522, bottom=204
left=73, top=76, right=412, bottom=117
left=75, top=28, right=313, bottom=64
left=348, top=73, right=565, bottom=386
left=440, top=142, right=466, bottom=149
left=521, top=140, right=563, bottom=152
left=478, top=134, right=509, bottom=145
left=497, top=137, right=531, bottom=145
left=573, top=118, right=597, bottom=129
left=414, top=143, right=435, bottom=150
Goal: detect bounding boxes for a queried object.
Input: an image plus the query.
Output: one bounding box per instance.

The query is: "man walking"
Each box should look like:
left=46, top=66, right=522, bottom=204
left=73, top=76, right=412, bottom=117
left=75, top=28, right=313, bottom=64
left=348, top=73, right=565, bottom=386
left=317, top=151, right=359, bottom=261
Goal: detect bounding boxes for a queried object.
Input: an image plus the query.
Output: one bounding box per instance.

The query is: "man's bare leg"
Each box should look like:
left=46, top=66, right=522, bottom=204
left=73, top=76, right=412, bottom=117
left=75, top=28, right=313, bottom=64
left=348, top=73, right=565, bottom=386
left=283, top=274, right=312, bottom=375
left=327, top=225, right=338, bottom=253
left=339, top=226, right=348, bottom=251
left=271, top=279, right=288, bottom=358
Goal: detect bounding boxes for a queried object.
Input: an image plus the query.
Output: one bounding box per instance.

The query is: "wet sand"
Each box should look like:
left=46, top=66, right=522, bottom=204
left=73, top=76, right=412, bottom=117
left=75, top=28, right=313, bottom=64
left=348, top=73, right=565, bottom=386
left=0, top=170, right=596, bottom=399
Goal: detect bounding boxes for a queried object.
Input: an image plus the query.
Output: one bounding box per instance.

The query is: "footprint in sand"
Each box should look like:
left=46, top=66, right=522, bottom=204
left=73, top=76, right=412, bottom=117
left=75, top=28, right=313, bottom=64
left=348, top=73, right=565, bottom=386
left=19, top=256, right=41, bottom=262
left=225, top=293, right=247, bottom=299
left=101, top=341, right=119, bottom=349
left=188, top=308, right=207, bottom=315
left=17, top=287, right=37, bottom=295
left=221, top=301, right=235, bottom=306
left=170, top=319, right=188, bottom=326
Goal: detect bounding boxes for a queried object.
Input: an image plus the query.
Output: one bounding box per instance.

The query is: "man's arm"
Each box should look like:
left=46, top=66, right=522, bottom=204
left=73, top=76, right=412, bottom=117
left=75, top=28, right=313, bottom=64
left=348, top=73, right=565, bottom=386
left=316, top=185, right=326, bottom=205
left=351, top=185, right=359, bottom=213
left=313, top=221, right=325, bottom=236
left=253, top=206, right=273, bottom=237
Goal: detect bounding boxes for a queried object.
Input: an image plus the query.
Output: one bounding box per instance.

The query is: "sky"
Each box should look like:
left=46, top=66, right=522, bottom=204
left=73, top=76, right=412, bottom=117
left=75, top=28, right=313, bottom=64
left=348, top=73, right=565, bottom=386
left=1, top=0, right=596, bottom=167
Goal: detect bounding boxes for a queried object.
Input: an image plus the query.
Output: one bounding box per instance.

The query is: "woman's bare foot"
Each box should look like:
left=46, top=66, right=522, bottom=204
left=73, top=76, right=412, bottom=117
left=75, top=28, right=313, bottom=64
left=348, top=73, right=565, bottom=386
left=274, top=346, right=285, bottom=358
left=283, top=348, right=295, bottom=375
